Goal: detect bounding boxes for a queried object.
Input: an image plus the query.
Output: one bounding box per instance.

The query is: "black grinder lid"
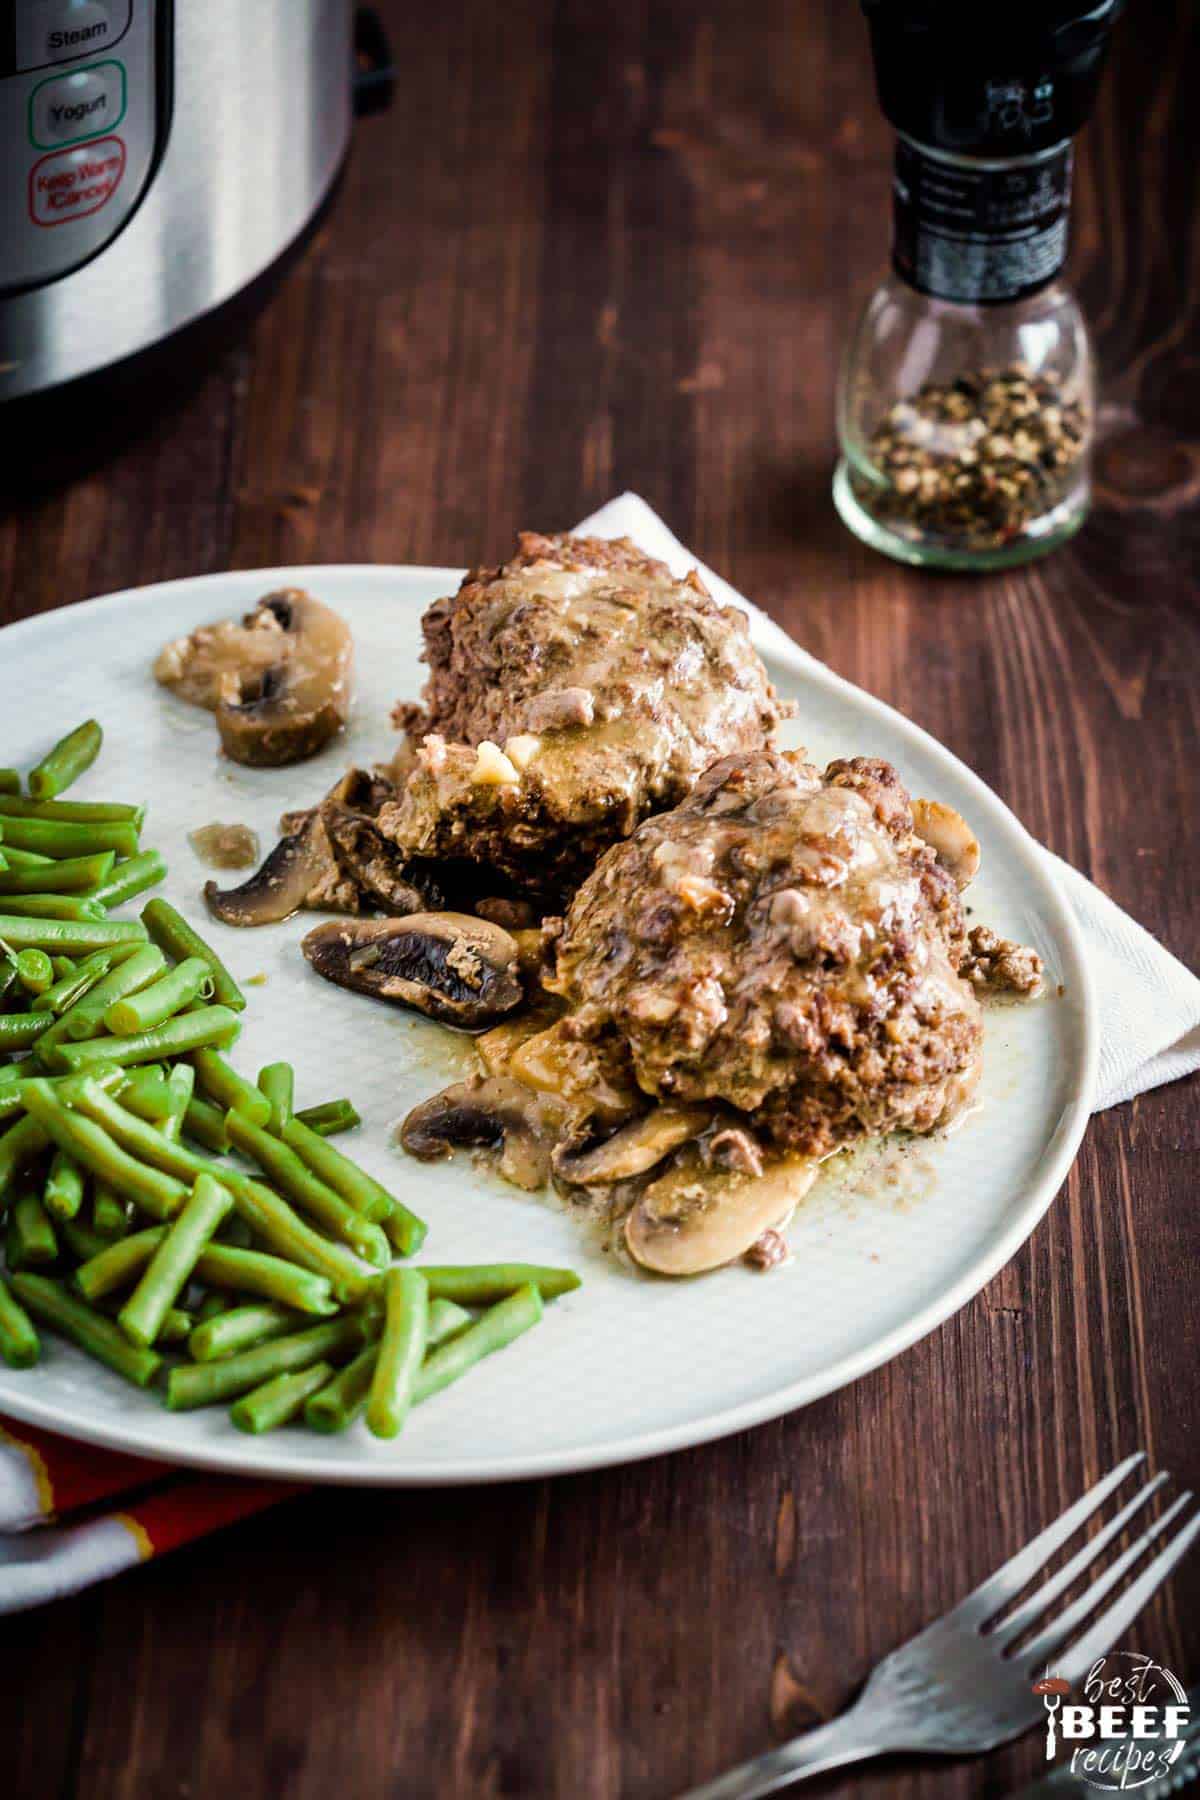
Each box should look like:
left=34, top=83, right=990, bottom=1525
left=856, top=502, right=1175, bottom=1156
left=861, top=1, right=1124, bottom=158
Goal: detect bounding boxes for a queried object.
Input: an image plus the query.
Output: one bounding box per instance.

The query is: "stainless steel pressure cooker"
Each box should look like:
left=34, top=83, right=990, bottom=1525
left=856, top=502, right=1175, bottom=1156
left=0, top=0, right=385, bottom=401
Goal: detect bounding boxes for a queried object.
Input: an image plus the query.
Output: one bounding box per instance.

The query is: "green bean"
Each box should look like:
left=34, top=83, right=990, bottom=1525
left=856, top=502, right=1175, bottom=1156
left=92, top=1187, right=129, bottom=1239
left=303, top=1344, right=378, bottom=1432
left=0, top=817, right=138, bottom=860
left=27, top=720, right=103, bottom=800
left=226, top=1178, right=377, bottom=1303
left=257, top=1062, right=294, bottom=1135
left=119, top=1173, right=233, bottom=1347
left=182, top=1094, right=229, bottom=1153
left=0, top=893, right=106, bottom=921
left=13, top=947, right=55, bottom=994
left=0, top=795, right=144, bottom=827
left=53, top=943, right=165, bottom=1053
left=413, top=1284, right=543, bottom=1407
left=20, top=1082, right=187, bottom=1220
left=87, top=849, right=166, bottom=912
left=60, top=1076, right=215, bottom=1182
left=142, top=898, right=245, bottom=1013
left=158, top=1308, right=193, bottom=1344
left=0, top=771, right=18, bottom=796
left=43, top=1148, right=85, bottom=1221
left=31, top=949, right=113, bottom=1016
left=116, top=1067, right=175, bottom=1120
left=58, top=1004, right=242, bottom=1072
left=12, top=1274, right=162, bottom=1387
left=188, top=1300, right=305, bottom=1363
left=282, top=1114, right=427, bottom=1254
left=0, top=852, right=115, bottom=898
left=193, top=1242, right=339, bottom=1314
left=73, top=1226, right=165, bottom=1300
left=365, top=1269, right=428, bottom=1439
left=166, top=1314, right=367, bottom=1410
left=0, top=1015, right=47, bottom=1050
left=3, top=847, right=56, bottom=869
left=191, top=1047, right=268, bottom=1125
left=0, top=1063, right=124, bottom=1127
left=0, top=1274, right=40, bottom=1367
left=293, top=1098, right=361, bottom=1137
left=395, top=1296, right=463, bottom=1347
left=231, top=1360, right=335, bottom=1434
left=0, top=1114, right=49, bottom=1204
left=225, top=1112, right=389, bottom=1267
left=194, top=1291, right=229, bottom=1324
left=104, top=957, right=212, bottom=1036
left=160, top=1063, right=195, bottom=1145
left=416, top=1264, right=581, bottom=1306
left=0, top=912, right=146, bottom=955
left=58, top=1214, right=110, bottom=1265
left=5, top=1190, right=58, bottom=1270
left=304, top=1299, right=471, bottom=1432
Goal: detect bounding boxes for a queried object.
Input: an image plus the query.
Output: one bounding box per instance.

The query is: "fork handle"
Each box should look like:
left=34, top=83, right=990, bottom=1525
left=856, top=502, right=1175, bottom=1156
left=680, top=1711, right=879, bottom=1799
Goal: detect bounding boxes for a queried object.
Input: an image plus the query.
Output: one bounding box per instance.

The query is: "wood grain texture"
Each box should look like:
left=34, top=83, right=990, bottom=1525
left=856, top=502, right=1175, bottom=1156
left=2, top=3, right=1198, bottom=1795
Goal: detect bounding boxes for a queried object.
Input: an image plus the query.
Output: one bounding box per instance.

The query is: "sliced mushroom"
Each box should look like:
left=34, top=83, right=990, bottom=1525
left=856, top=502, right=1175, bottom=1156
left=400, top=1076, right=562, bottom=1189
left=156, top=590, right=353, bottom=767
left=625, top=1144, right=819, bottom=1276
left=912, top=798, right=980, bottom=890
left=217, top=590, right=353, bottom=766
left=323, top=766, right=396, bottom=819
left=506, top=1019, right=642, bottom=1119
left=302, top=911, right=523, bottom=1027
left=318, top=772, right=428, bottom=915
left=204, top=811, right=356, bottom=927
left=552, top=1106, right=710, bottom=1186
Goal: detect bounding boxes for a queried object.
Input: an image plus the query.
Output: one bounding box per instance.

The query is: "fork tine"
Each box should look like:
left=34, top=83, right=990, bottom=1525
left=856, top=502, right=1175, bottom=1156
left=1055, top=1507, right=1200, bottom=1686
left=953, top=1453, right=1146, bottom=1623
left=988, top=1474, right=1169, bottom=1645
left=1016, top=1491, right=1193, bottom=1670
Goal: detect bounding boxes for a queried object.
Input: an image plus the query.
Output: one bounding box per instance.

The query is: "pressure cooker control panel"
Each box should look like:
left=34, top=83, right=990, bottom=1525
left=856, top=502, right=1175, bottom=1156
left=0, top=2, right=165, bottom=292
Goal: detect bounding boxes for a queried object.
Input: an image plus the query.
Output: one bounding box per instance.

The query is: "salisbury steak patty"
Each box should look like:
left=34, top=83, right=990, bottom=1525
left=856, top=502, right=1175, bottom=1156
left=377, top=532, right=787, bottom=903
left=544, top=749, right=983, bottom=1157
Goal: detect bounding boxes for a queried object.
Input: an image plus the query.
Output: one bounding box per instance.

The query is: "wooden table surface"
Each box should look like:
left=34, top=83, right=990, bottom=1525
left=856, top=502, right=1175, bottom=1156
left=4, top=4, right=1199, bottom=1795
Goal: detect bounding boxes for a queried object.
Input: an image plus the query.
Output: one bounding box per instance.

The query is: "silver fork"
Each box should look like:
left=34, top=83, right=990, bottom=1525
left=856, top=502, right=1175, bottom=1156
left=683, top=1453, right=1199, bottom=1799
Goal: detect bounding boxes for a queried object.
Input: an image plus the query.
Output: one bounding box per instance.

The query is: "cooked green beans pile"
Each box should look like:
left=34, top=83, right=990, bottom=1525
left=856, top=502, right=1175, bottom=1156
left=0, top=727, right=578, bottom=1435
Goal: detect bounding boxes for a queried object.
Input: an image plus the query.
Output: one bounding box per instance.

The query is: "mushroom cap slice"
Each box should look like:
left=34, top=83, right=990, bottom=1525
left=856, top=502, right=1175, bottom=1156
left=215, top=590, right=354, bottom=768
left=400, top=1076, right=561, bottom=1189
left=625, top=1144, right=819, bottom=1276
left=911, top=798, right=980, bottom=891
left=320, top=805, right=428, bottom=915
left=553, top=1106, right=710, bottom=1186
left=204, top=811, right=355, bottom=927
left=301, top=911, right=523, bottom=1028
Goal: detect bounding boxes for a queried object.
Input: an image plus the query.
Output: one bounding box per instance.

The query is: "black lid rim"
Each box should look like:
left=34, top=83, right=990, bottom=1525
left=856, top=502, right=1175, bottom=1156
left=860, top=0, right=1125, bottom=22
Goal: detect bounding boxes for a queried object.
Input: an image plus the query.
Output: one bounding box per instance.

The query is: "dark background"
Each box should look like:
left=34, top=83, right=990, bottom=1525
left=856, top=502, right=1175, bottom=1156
left=3, top=3, right=1199, bottom=1796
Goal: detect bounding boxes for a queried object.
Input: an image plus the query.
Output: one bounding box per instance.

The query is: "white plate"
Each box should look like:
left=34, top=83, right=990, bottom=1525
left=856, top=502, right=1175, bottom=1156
left=0, top=567, right=1096, bottom=1484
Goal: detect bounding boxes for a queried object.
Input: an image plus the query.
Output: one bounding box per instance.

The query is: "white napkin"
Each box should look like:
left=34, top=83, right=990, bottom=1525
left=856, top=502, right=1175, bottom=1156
left=574, top=494, right=1200, bottom=1113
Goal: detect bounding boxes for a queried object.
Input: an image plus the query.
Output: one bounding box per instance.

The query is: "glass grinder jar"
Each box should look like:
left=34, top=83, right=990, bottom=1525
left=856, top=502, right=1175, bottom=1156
left=834, top=1, right=1124, bottom=570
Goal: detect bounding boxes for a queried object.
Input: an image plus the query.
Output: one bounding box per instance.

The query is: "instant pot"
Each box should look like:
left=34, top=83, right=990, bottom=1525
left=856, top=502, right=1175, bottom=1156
left=0, top=1, right=389, bottom=402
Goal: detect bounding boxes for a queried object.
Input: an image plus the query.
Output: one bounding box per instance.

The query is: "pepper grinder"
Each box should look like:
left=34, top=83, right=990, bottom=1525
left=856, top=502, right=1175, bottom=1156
left=834, top=1, right=1124, bottom=571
